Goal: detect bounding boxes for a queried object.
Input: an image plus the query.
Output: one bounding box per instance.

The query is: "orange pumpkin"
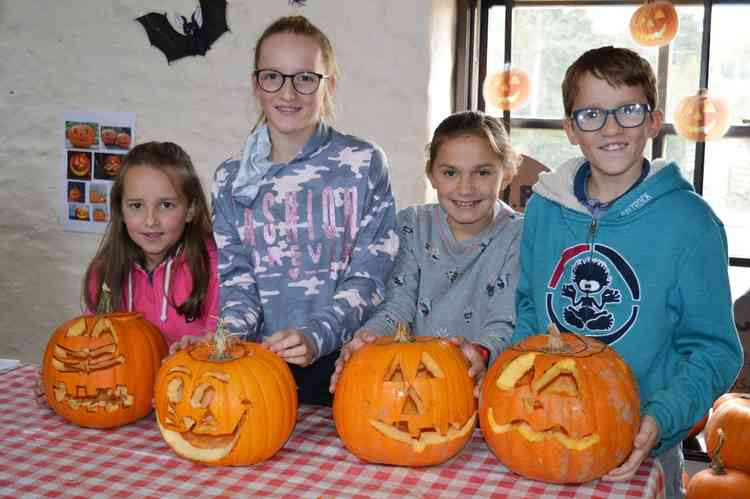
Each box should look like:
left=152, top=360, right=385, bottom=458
left=115, top=132, right=131, bottom=149
left=686, top=429, right=750, bottom=499
left=705, top=394, right=750, bottom=474
left=41, top=286, right=167, bottom=428
left=674, top=89, right=731, bottom=142
left=479, top=324, right=640, bottom=484
left=67, top=123, right=96, bottom=148
left=74, top=206, right=90, bottom=220
left=69, top=152, right=91, bottom=177
left=333, top=323, right=477, bottom=467
left=101, top=128, right=117, bottom=146
left=629, top=0, right=679, bottom=47
left=103, top=155, right=122, bottom=176
left=483, top=66, right=530, bottom=111
left=154, top=324, right=297, bottom=466
left=68, top=186, right=82, bottom=202
left=93, top=208, right=107, bottom=222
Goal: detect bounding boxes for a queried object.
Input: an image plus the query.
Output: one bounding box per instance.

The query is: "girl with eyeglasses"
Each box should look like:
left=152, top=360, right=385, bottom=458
left=211, top=15, right=398, bottom=406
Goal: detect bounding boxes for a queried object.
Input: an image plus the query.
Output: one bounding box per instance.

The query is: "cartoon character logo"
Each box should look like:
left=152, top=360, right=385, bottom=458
left=547, top=244, right=640, bottom=345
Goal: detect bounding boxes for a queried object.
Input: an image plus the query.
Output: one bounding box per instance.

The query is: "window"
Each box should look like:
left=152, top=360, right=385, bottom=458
left=457, top=0, right=750, bottom=301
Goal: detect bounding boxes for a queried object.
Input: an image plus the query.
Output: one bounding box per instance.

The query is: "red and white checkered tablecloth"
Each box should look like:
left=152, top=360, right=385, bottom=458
left=0, top=365, right=664, bottom=498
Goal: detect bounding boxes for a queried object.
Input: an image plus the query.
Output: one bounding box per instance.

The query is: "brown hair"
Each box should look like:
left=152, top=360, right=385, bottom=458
left=83, top=141, right=213, bottom=319
left=426, top=111, right=520, bottom=188
left=562, top=46, right=658, bottom=116
left=252, top=15, right=338, bottom=131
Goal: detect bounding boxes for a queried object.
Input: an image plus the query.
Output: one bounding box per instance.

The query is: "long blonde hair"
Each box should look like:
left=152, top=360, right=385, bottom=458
left=251, top=15, right=338, bottom=131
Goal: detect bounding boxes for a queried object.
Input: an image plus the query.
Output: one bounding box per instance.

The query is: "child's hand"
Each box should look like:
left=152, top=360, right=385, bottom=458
left=329, top=330, right=377, bottom=393
left=448, top=336, right=487, bottom=398
left=601, top=415, right=659, bottom=482
left=169, top=332, right=212, bottom=355
left=263, top=329, right=317, bottom=366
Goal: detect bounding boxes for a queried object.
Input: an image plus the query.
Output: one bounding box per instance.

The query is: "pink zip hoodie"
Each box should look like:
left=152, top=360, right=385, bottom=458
left=87, top=239, right=219, bottom=345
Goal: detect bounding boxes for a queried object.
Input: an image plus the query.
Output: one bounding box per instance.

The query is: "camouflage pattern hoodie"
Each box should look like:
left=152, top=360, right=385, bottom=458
left=212, top=122, right=398, bottom=360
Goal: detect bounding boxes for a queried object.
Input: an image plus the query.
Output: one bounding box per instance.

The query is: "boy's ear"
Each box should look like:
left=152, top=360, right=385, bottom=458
left=563, top=118, right=579, bottom=146
left=646, top=109, right=664, bottom=138
left=426, top=169, right=438, bottom=190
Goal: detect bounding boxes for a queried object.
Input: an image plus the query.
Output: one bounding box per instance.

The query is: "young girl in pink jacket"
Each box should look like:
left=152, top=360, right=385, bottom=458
left=83, top=141, right=218, bottom=347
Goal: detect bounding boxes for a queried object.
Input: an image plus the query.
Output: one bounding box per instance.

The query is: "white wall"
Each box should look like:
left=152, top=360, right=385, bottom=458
left=0, top=0, right=455, bottom=363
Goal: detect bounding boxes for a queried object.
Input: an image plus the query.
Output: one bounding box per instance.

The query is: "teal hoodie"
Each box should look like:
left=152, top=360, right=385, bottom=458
left=514, top=156, right=743, bottom=454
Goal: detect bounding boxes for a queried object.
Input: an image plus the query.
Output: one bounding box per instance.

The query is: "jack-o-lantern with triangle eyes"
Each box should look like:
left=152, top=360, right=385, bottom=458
left=333, top=323, right=477, bottom=467
left=154, top=326, right=297, bottom=466
left=674, top=89, right=731, bottom=142
left=630, top=0, right=679, bottom=47
left=483, top=67, right=531, bottom=111
left=479, top=325, right=640, bottom=484
left=42, top=309, right=167, bottom=429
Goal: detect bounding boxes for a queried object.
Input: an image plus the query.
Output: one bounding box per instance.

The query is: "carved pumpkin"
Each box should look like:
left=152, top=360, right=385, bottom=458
left=67, top=123, right=96, bottom=148
left=674, top=89, right=731, bottom=142
left=101, top=128, right=117, bottom=146
left=479, top=324, right=640, bottom=483
left=483, top=66, right=530, bottom=111
left=154, top=324, right=297, bottom=466
left=115, top=132, right=131, bottom=149
left=687, top=429, right=750, bottom=499
left=41, top=287, right=167, bottom=428
left=68, top=186, right=83, bottom=202
left=333, top=323, right=477, bottom=467
left=93, top=208, right=107, bottom=222
left=74, top=206, right=90, bottom=220
left=103, top=155, right=122, bottom=176
left=629, top=0, right=679, bottom=47
left=705, top=393, right=750, bottom=474
left=69, top=152, right=91, bottom=177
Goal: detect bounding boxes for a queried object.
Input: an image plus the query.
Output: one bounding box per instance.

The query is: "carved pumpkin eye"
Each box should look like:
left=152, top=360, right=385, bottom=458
left=191, top=383, right=216, bottom=409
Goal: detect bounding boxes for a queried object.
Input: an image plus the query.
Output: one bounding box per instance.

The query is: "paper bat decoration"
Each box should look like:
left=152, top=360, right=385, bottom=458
left=136, top=0, right=229, bottom=64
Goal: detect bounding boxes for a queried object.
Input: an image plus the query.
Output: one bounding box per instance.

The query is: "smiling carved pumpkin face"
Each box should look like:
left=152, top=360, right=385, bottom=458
left=333, top=324, right=477, bottom=467
left=42, top=312, right=167, bottom=428
left=154, top=339, right=297, bottom=466
left=483, top=67, right=531, bottom=111
left=630, top=0, right=679, bottom=47
left=674, top=90, right=731, bottom=142
left=479, top=327, right=640, bottom=484
left=67, top=123, right=96, bottom=148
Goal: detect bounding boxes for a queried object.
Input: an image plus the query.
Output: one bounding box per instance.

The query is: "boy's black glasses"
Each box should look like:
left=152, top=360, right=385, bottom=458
left=254, top=69, right=328, bottom=95
left=570, top=103, right=652, bottom=132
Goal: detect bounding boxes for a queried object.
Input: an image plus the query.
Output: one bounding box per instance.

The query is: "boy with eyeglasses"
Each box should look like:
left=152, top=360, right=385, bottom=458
left=512, top=46, right=742, bottom=497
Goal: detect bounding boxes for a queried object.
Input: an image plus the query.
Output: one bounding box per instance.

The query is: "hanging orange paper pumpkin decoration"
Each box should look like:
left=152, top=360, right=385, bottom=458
left=333, top=323, right=477, bottom=467
left=479, top=324, right=640, bottom=484
left=67, top=123, right=96, bottom=148
left=674, top=89, right=731, bottom=142
left=686, top=429, right=750, bottom=499
left=41, top=285, right=167, bottom=429
left=704, top=393, right=750, bottom=474
left=630, top=0, right=679, bottom=47
left=154, top=323, right=298, bottom=466
left=483, top=66, right=530, bottom=111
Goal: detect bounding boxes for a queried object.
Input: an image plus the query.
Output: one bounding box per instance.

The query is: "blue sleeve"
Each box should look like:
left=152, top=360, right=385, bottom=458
left=646, top=223, right=743, bottom=453
left=478, top=221, right=522, bottom=363
left=299, top=148, right=398, bottom=358
left=513, top=195, right=542, bottom=343
left=357, top=207, right=419, bottom=337
left=212, top=162, right=262, bottom=340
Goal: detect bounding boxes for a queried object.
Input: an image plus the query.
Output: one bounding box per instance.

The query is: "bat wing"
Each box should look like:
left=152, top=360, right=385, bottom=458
left=198, top=0, right=230, bottom=47
left=136, top=12, right=191, bottom=63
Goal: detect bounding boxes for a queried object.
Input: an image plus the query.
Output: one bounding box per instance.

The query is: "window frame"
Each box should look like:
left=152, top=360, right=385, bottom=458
left=456, top=0, right=750, bottom=269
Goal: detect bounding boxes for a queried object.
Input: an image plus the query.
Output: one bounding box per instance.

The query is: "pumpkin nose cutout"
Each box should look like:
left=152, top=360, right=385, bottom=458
left=182, top=415, right=196, bottom=429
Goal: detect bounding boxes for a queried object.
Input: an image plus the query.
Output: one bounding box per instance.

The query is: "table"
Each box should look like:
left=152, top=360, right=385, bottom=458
left=0, top=365, right=664, bottom=498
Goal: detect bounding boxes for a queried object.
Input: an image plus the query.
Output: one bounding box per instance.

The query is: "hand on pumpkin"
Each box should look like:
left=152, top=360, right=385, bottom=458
left=602, top=414, right=659, bottom=482
left=448, top=336, right=486, bottom=398
left=169, top=332, right=213, bottom=355
left=263, top=329, right=318, bottom=366
left=329, top=330, right=377, bottom=393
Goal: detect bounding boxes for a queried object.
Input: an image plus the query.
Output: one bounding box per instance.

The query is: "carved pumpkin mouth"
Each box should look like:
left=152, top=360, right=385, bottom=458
left=369, top=412, right=476, bottom=453
left=485, top=410, right=599, bottom=450
left=158, top=410, right=247, bottom=462
left=52, top=382, right=133, bottom=412
left=640, top=22, right=667, bottom=40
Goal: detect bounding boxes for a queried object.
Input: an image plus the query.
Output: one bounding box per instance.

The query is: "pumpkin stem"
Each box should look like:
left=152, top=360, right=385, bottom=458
left=709, top=428, right=728, bottom=475
left=545, top=323, right=570, bottom=353
left=394, top=322, right=415, bottom=343
left=96, top=282, right=113, bottom=315
left=208, top=318, right=234, bottom=361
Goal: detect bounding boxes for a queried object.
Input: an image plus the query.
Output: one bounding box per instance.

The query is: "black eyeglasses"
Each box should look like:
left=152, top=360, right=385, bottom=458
left=254, top=69, right=328, bottom=95
left=571, top=103, right=652, bottom=132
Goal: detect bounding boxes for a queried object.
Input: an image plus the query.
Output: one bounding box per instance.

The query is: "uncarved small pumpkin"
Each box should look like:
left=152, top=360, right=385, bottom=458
left=686, top=429, right=750, bottom=499
left=704, top=394, right=750, bottom=474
